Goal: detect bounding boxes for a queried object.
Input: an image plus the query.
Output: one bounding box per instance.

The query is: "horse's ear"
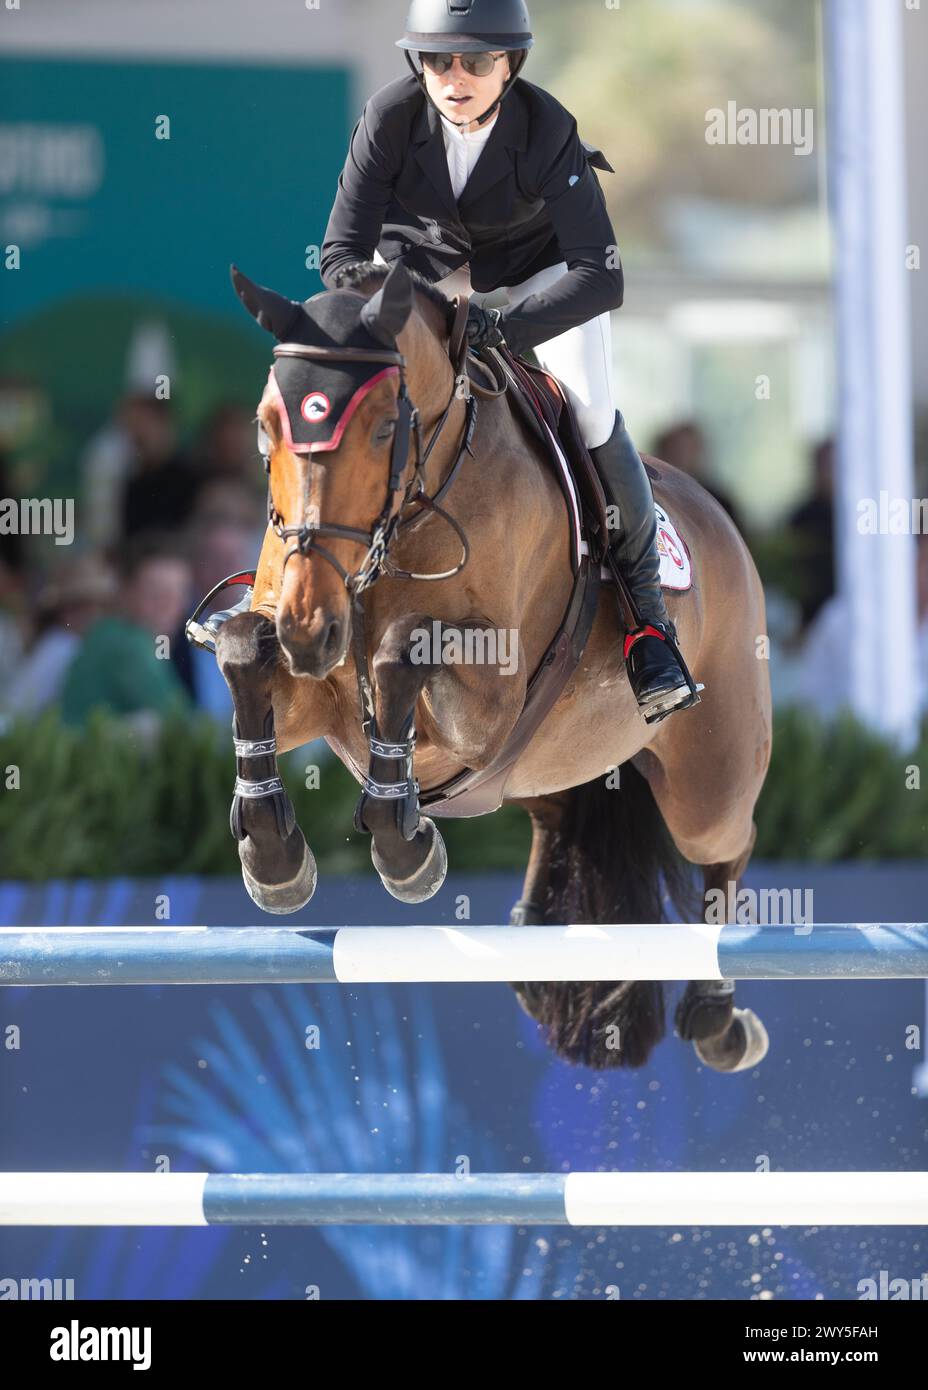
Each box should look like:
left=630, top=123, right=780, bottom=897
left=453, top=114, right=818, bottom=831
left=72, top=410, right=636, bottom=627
left=230, top=265, right=302, bottom=340
left=360, top=261, right=414, bottom=347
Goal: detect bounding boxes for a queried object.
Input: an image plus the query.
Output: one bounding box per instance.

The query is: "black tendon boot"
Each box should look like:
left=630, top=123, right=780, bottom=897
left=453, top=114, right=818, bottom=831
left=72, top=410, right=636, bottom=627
left=590, top=410, right=699, bottom=723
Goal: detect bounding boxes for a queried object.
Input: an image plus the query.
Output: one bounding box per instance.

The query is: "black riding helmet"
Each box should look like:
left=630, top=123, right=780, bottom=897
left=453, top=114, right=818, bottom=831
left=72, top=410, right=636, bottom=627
left=396, top=0, right=534, bottom=127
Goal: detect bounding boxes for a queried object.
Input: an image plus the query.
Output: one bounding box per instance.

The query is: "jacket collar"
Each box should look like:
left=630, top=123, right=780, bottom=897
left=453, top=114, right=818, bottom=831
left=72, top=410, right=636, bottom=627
left=411, top=81, right=528, bottom=222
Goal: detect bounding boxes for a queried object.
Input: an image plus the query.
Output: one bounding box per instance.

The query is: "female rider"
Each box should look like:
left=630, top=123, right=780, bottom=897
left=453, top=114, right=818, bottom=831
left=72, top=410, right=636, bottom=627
left=321, top=0, right=695, bottom=723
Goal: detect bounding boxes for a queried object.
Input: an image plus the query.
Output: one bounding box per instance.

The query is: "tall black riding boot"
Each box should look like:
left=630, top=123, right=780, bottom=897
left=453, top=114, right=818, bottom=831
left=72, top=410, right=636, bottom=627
left=589, top=409, right=697, bottom=723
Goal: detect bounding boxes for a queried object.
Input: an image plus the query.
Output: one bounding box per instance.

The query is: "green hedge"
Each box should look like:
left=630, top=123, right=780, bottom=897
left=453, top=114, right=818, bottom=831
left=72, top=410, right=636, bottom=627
left=753, top=708, right=928, bottom=860
left=0, top=707, right=924, bottom=880
left=0, top=709, right=530, bottom=880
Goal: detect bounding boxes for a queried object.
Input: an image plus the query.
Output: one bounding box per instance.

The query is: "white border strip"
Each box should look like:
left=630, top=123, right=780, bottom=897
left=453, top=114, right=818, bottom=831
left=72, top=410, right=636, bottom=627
left=0, top=1173, right=209, bottom=1226
left=0, top=927, right=209, bottom=935
left=564, top=1171, right=928, bottom=1227
left=332, top=923, right=722, bottom=983
left=3, top=1171, right=927, bottom=1227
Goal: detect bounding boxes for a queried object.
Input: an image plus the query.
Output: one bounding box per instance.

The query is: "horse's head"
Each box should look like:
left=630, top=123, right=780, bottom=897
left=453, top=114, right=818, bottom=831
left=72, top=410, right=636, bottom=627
left=232, top=260, right=452, bottom=678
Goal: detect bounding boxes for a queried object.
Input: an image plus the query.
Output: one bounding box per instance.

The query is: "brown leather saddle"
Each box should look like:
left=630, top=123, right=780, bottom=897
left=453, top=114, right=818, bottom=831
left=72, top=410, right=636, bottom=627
left=419, top=298, right=641, bottom=819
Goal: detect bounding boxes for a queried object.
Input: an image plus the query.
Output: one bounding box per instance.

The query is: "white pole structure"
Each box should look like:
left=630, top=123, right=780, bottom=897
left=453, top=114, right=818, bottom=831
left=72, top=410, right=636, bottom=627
left=0, top=1171, right=926, bottom=1227
left=2, top=924, right=928, bottom=984
left=825, top=0, right=918, bottom=745
left=915, top=980, right=928, bottom=1098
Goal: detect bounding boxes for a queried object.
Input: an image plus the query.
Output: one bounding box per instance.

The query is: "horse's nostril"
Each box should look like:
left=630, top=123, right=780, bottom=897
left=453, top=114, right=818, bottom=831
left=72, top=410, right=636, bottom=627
left=324, top=619, right=342, bottom=658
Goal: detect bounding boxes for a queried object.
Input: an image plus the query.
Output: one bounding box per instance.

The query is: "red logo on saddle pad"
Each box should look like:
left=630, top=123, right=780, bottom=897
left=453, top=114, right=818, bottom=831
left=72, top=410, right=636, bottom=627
left=658, top=527, right=684, bottom=569
left=654, top=504, right=693, bottom=591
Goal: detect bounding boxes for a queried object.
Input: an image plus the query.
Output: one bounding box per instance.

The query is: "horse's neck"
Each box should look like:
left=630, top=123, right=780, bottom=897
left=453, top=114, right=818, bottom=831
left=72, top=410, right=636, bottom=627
left=408, top=310, right=467, bottom=493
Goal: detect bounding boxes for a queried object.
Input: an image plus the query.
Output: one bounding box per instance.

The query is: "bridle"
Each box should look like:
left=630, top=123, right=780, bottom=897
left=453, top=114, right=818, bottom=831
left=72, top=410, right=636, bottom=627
left=185, top=286, right=511, bottom=843
left=187, top=292, right=508, bottom=830
left=261, top=293, right=507, bottom=775
left=263, top=296, right=486, bottom=598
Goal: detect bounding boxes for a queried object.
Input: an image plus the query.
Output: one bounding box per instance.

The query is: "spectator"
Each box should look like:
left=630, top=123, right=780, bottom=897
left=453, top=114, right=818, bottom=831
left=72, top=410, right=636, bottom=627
left=0, top=451, right=27, bottom=703
left=174, top=517, right=260, bottom=720
left=60, top=532, right=193, bottom=726
left=120, top=395, right=198, bottom=539
left=80, top=401, right=139, bottom=552
left=0, top=448, right=26, bottom=574
left=796, top=531, right=928, bottom=718
left=0, top=555, right=26, bottom=710
left=193, top=403, right=266, bottom=511
left=3, top=552, right=116, bottom=718
left=81, top=321, right=180, bottom=549
left=191, top=476, right=265, bottom=536
left=651, top=420, right=746, bottom=536
left=786, top=437, right=835, bottom=631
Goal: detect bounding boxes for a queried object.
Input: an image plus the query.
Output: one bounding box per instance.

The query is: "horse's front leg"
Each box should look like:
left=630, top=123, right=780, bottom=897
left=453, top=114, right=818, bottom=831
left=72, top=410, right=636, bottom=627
left=215, top=610, right=318, bottom=913
left=357, top=612, right=524, bottom=902
left=353, top=613, right=447, bottom=902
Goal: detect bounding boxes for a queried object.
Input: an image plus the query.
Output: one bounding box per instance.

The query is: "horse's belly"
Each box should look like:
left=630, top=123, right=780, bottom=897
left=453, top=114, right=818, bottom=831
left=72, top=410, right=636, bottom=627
left=502, top=617, right=646, bottom=798
left=504, top=708, right=644, bottom=797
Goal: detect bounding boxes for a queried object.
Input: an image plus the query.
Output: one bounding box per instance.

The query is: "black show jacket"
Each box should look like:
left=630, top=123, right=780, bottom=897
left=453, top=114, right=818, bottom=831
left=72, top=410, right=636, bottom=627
left=320, top=74, right=624, bottom=358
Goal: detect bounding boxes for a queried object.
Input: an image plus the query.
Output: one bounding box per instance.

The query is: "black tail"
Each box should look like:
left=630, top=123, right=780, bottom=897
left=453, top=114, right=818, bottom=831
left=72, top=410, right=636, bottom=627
left=513, top=764, right=699, bottom=1068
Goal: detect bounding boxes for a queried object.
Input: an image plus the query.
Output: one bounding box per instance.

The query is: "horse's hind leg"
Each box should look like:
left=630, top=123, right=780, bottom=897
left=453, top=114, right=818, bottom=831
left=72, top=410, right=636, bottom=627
left=215, top=611, right=317, bottom=913
left=637, top=675, right=771, bottom=1073
left=508, top=795, right=568, bottom=1024
left=674, top=846, right=769, bottom=1073
left=509, top=793, right=569, bottom=926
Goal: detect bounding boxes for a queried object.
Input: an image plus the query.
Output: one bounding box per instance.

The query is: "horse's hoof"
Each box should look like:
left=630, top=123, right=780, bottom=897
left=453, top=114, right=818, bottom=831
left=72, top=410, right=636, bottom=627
left=240, top=841, right=317, bottom=914
left=675, top=978, right=735, bottom=1042
left=694, top=1006, right=769, bottom=1073
left=510, top=899, right=545, bottom=926
left=372, top=818, right=448, bottom=903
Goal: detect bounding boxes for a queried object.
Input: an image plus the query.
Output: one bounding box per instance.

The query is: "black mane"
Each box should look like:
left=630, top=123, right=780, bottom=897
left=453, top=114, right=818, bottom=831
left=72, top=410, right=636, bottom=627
left=331, top=260, right=455, bottom=332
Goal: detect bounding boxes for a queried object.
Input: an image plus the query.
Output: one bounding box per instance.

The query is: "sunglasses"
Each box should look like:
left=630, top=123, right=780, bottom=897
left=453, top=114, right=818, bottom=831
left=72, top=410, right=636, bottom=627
left=420, top=51, right=508, bottom=78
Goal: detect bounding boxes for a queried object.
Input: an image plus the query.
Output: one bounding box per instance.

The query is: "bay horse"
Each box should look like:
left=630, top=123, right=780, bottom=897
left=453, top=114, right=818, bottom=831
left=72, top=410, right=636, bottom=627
left=201, top=260, right=772, bottom=1074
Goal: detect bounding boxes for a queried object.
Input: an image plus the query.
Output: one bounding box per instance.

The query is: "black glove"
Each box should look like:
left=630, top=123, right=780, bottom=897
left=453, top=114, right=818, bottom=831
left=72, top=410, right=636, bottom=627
left=465, top=303, right=506, bottom=352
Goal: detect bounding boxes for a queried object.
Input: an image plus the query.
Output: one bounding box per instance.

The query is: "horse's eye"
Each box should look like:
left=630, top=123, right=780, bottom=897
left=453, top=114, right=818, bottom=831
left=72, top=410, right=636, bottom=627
left=374, top=419, right=397, bottom=444
left=257, top=422, right=271, bottom=463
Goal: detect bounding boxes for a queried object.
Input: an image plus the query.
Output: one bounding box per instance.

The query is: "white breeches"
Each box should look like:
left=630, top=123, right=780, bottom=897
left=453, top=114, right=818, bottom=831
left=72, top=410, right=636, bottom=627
left=495, top=261, right=617, bottom=449
left=372, top=250, right=617, bottom=449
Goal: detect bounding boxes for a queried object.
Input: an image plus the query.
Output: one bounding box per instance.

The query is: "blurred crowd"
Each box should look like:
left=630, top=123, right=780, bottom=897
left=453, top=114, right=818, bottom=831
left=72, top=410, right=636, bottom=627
left=648, top=423, right=928, bottom=717
left=0, top=392, right=266, bottom=734
left=1, top=377, right=926, bottom=734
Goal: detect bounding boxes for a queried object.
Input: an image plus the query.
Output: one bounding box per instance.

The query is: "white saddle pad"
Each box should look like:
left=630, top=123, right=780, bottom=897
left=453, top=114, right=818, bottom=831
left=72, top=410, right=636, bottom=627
left=599, top=502, right=693, bottom=591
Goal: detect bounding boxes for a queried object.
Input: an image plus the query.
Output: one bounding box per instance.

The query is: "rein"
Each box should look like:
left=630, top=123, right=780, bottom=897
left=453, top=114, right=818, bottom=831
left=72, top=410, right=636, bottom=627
left=263, top=292, right=508, bottom=771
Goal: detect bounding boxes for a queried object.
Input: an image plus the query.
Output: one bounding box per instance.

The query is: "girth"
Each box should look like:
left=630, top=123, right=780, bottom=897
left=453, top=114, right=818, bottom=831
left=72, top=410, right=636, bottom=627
left=419, top=551, right=601, bottom=818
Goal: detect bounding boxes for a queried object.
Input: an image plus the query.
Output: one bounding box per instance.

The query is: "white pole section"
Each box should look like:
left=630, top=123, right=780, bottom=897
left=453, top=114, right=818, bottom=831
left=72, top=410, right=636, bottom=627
left=825, top=0, right=918, bottom=745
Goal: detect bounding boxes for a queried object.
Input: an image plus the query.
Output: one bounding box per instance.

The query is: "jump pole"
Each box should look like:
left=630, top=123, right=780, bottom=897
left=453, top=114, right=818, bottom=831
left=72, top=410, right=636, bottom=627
left=1, top=923, right=928, bottom=985
left=1, top=1171, right=927, bottom=1227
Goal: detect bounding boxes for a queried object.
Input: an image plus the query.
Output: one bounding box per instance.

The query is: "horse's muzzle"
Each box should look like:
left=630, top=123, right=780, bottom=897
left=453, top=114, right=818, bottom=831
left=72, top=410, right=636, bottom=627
left=277, top=607, right=348, bottom=679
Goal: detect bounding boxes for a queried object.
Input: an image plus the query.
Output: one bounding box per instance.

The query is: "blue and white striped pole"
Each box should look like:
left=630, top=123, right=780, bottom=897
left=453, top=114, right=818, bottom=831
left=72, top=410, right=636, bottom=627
left=1, top=924, right=928, bottom=985
left=1, top=1171, right=927, bottom=1227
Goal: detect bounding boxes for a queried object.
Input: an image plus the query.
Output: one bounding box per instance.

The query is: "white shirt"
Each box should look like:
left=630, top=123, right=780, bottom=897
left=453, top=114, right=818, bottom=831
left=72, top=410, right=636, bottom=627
left=796, top=593, right=928, bottom=716
left=2, top=627, right=77, bottom=716
left=438, top=109, right=498, bottom=200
